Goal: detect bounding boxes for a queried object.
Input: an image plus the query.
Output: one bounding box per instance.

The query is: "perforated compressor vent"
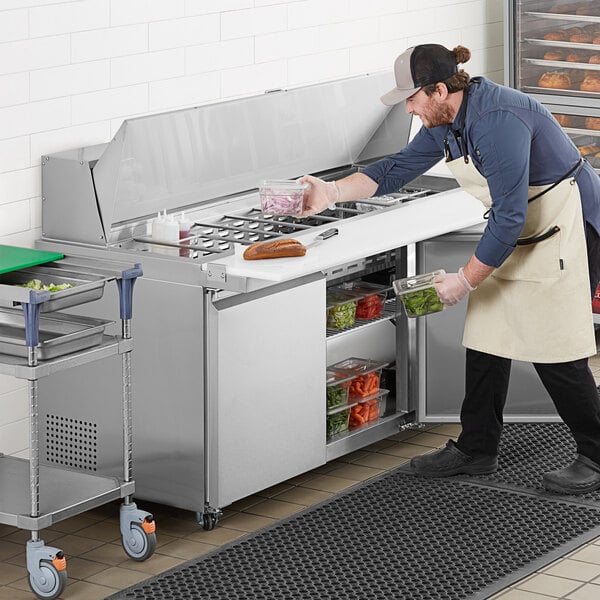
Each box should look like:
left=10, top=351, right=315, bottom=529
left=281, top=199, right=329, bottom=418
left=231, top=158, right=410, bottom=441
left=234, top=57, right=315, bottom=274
left=45, top=414, right=98, bottom=471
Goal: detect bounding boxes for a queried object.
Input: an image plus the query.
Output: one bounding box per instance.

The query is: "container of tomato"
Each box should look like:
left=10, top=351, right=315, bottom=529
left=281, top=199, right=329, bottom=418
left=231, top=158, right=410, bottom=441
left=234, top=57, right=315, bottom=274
left=326, top=370, right=354, bottom=410
left=349, top=389, right=389, bottom=430
left=328, top=357, right=387, bottom=400
left=346, top=281, right=389, bottom=320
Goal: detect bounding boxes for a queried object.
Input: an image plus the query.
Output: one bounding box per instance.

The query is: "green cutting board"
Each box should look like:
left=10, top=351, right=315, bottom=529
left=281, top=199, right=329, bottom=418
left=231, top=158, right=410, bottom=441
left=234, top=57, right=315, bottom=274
left=0, top=245, right=64, bottom=275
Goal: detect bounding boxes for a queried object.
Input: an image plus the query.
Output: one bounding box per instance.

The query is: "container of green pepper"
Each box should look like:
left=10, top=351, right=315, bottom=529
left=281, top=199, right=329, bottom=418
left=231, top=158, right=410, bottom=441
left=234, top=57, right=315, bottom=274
left=393, top=270, right=446, bottom=318
left=326, top=370, right=353, bottom=410
left=325, top=288, right=360, bottom=330
left=326, top=402, right=356, bottom=438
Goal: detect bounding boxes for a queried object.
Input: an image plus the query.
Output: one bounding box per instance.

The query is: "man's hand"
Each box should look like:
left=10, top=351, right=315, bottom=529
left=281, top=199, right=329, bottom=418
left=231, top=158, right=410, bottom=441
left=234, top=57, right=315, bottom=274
left=298, top=172, right=378, bottom=216
left=434, top=268, right=476, bottom=306
left=298, top=175, right=336, bottom=216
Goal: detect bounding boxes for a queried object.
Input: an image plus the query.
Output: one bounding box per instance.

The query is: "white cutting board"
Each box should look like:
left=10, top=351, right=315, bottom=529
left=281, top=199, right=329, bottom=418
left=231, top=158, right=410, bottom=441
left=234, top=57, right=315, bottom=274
left=209, top=188, right=486, bottom=283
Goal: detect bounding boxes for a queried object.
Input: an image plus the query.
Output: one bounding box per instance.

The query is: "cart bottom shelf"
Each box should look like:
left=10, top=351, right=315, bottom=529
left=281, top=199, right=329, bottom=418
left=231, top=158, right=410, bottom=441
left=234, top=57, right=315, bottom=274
left=0, top=455, right=134, bottom=530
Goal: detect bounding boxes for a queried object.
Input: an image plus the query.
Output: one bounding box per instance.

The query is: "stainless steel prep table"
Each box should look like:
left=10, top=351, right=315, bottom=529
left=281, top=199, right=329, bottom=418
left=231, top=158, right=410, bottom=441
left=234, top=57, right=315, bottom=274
left=36, top=71, right=485, bottom=528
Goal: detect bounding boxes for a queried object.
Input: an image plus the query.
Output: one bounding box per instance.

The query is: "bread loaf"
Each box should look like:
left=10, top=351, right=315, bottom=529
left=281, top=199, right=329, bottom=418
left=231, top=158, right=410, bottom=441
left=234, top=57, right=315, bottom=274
left=544, top=30, right=568, bottom=41
left=538, top=71, right=572, bottom=89
left=580, top=73, right=600, bottom=91
left=578, top=144, right=600, bottom=156
left=544, top=50, right=564, bottom=61
left=585, top=116, right=600, bottom=130
left=243, top=238, right=307, bottom=260
left=552, top=113, right=572, bottom=127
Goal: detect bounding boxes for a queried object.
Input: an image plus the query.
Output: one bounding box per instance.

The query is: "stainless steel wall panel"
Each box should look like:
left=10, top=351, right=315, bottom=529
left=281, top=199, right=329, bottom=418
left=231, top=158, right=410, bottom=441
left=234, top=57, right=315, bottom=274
left=41, top=155, right=105, bottom=245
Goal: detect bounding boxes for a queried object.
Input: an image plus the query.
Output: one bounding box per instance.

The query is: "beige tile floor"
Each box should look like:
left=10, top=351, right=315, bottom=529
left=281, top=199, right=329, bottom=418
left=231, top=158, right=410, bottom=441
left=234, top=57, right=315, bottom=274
left=1, top=350, right=600, bottom=600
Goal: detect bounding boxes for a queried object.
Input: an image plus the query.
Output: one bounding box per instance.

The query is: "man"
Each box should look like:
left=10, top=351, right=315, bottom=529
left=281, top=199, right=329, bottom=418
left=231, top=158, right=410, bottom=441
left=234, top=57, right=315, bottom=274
left=301, top=44, right=600, bottom=495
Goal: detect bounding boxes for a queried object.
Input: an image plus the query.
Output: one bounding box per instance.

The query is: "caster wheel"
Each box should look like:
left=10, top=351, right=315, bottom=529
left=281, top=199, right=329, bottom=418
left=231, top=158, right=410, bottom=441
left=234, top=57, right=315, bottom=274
left=202, top=512, right=218, bottom=531
left=122, top=522, right=157, bottom=561
left=28, top=559, right=67, bottom=600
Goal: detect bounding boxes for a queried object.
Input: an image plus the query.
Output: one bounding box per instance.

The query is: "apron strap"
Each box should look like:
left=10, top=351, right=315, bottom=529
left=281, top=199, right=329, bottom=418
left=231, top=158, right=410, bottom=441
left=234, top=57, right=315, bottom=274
left=483, top=157, right=584, bottom=221
left=516, top=225, right=560, bottom=246
left=527, top=158, right=584, bottom=203
left=444, top=88, right=470, bottom=163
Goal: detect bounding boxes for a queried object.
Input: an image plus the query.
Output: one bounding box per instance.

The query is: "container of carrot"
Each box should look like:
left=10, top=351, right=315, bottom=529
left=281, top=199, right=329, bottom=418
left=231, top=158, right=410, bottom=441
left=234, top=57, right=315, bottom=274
left=328, top=357, right=387, bottom=401
left=349, top=389, right=389, bottom=430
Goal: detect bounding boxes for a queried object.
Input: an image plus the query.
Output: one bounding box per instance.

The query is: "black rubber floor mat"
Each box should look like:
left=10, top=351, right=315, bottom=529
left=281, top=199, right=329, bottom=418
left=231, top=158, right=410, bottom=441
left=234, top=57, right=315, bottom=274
left=457, top=422, right=600, bottom=504
left=107, top=471, right=600, bottom=600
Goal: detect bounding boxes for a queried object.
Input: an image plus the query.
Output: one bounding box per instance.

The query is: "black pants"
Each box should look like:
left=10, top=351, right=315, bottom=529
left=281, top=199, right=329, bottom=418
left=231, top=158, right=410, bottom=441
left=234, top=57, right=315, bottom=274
left=456, top=350, right=600, bottom=463
left=456, top=221, right=600, bottom=463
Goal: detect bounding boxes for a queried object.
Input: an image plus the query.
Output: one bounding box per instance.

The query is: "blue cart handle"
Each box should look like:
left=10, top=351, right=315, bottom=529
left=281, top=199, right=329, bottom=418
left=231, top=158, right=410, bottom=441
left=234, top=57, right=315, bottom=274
left=116, top=263, right=143, bottom=320
left=22, top=290, right=51, bottom=347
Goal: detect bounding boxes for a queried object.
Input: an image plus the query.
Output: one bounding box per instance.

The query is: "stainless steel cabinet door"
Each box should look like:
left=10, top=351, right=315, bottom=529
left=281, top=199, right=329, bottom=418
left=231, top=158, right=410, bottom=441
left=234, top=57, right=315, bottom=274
left=206, top=275, right=327, bottom=510
left=416, top=232, right=558, bottom=422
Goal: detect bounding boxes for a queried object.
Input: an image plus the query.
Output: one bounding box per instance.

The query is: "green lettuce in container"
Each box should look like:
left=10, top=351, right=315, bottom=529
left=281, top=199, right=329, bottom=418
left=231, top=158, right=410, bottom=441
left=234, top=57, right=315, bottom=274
left=393, top=270, right=445, bottom=318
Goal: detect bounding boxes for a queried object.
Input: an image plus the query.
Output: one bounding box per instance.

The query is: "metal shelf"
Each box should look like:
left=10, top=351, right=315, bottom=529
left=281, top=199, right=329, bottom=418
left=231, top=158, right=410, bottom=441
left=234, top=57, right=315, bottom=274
left=326, top=298, right=398, bottom=338
left=0, top=335, right=132, bottom=379
left=0, top=455, right=134, bottom=530
left=326, top=411, right=411, bottom=461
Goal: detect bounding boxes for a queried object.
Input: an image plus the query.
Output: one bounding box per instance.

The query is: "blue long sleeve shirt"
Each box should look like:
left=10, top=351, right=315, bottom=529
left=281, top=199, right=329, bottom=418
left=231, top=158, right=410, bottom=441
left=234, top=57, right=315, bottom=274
left=361, top=76, right=600, bottom=268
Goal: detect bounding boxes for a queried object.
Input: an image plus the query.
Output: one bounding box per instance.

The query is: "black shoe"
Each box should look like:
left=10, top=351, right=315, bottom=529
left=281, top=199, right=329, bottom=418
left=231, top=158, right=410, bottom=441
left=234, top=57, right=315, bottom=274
left=543, top=455, right=600, bottom=495
left=409, top=440, right=498, bottom=478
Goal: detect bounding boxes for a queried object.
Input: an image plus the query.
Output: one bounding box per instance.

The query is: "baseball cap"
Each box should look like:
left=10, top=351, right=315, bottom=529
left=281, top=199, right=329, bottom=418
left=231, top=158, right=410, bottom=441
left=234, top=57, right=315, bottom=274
left=381, top=44, right=458, bottom=106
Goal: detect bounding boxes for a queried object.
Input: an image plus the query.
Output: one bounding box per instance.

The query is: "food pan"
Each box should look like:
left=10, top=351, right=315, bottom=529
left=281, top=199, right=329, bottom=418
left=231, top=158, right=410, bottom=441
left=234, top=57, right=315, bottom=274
left=259, top=179, right=307, bottom=216
left=393, top=270, right=445, bottom=317
left=0, top=265, right=106, bottom=312
left=0, top=308, right=112, bottom=360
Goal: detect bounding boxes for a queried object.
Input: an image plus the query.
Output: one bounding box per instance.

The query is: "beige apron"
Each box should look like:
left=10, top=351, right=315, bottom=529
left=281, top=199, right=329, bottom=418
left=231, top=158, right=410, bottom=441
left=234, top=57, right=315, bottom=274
left=446, top=156, right=595, bottom=363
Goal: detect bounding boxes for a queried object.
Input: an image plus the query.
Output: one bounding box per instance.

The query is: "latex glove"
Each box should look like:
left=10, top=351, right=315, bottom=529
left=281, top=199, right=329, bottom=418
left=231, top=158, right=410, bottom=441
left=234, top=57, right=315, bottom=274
left=434, top=267, right=476, bottom=306
left=298, top=174, right=339, bottom=216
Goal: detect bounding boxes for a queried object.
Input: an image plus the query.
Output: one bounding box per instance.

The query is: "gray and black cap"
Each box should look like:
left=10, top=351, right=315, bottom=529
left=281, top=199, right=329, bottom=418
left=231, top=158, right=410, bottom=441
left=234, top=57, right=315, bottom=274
left=381, top=44, right=458, bottom=106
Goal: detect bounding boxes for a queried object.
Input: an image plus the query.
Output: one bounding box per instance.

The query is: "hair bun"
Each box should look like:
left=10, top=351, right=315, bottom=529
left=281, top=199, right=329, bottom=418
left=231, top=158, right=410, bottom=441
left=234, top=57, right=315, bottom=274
left=453, top=45, right=471, bottom=65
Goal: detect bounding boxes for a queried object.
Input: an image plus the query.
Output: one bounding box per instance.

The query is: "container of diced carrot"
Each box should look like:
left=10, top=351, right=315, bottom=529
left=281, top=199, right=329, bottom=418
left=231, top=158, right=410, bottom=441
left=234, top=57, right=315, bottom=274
left=328, top=357, right=387, bottom=401
left=349, top=389, right=389, bottom=430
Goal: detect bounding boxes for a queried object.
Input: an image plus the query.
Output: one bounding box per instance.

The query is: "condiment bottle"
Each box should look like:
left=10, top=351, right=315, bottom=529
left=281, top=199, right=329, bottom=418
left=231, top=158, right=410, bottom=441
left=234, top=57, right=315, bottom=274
left=178, top=212, right=193, bottom=257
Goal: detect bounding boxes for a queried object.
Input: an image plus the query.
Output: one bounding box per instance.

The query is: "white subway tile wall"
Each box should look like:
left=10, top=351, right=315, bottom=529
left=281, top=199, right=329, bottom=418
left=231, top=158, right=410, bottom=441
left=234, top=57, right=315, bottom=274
left=0, top=0, right=503, bottom=456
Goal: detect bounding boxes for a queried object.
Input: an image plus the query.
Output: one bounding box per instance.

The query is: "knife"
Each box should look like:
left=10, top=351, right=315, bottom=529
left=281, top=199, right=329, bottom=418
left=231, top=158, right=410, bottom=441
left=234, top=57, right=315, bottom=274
left=305, top=228, right=339, bottom=248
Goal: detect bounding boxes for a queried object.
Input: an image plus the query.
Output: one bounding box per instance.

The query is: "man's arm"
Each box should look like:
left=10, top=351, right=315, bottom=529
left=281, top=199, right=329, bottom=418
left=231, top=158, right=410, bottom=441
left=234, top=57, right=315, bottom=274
left=300, top=172, right=378, bottom=215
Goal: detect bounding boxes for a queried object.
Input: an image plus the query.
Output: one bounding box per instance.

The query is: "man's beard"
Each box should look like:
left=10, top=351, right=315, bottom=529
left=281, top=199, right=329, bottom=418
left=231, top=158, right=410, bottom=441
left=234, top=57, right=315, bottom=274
left=422, top=102, right=456, bottom=128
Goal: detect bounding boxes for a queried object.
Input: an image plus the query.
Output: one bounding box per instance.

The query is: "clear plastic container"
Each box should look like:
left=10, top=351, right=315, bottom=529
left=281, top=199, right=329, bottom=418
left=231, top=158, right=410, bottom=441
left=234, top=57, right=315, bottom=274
left=326, top=288, right=361, bottom=330
left=342, top=280, right=389, bottom=320
left=328, top=357, right=387, bottom=400
left=393, top=269, right=445, bottom=318
left=326, top=370, right=354, bottom=410
left=259, top=179, right=307, bottom=216
left=349, top=389, right=389, bottom=430
left=326, top=402, right=355, bottom=438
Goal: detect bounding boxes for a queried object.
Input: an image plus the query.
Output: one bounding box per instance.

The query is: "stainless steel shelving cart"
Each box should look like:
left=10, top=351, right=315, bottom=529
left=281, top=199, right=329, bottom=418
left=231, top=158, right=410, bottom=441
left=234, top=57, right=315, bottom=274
left=0, top=254, right=155, bottom=600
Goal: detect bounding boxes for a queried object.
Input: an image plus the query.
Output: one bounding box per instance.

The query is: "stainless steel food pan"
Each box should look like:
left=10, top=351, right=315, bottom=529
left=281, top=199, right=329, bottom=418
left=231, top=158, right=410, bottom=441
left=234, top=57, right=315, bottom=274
left=0, top=308, right=112, bottom=359
left=0, top=265, right=106, bottom=312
